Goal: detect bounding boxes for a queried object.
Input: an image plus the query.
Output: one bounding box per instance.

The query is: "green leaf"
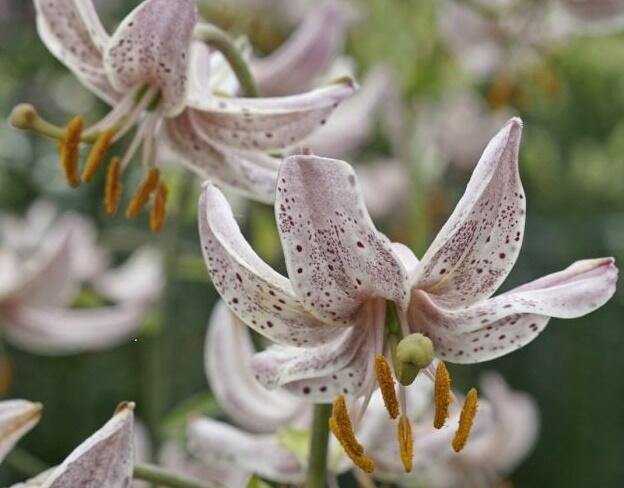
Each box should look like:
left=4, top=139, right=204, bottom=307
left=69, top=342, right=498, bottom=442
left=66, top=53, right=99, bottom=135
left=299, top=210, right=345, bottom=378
left=246, top=474, right=273, bottom=488
left=276, top=427, right=310, bottom=466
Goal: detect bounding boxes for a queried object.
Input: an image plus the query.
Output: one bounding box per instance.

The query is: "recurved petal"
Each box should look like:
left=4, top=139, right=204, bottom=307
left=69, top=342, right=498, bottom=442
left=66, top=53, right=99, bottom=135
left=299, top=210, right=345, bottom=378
left=205, top=302, right=306, bottom=433
left=251, top=0, right=348, bottom=96
left=276, top=155, right=410, bottom=324
left=186, top=79, right=356, bottom=152
left=33, top=0, right=119, bottom=104
left=413, top=118, right=525, bottom=308
left=104, top=0, right=198, bottom=116
left=40, top=402, right=134, bottom=488
left=188, top=417, right=304, bottom=484
left=409, top=257, right=618, bottom=363
left=2, top=302, right=146, bottom=355
left=199, top=183, right=343, bottom=347
left=0, top=400, right=43, bottom=463
left=164, top=111, right=279, bottom=203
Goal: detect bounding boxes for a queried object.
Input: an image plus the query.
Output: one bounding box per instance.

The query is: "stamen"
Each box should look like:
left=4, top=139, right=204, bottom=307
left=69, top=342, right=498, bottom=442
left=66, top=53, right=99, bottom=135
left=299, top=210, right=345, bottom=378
left=452, top=387, right=478, bottom=453
left=375, top=355, right=399, bottom=419
left=104, top=157, right=123, bottom=215
left=126, top=168, right=160, bottom=218
left=397, top=415, right=413, bottom=472
left=433, top=361, right=452, bottom=429
left=150, top=182, right=168, bottom=233
left=60, top=116, right=83, bottom=188
left=329, top=418, right=376, bottom=473
left=331, top=395, right=364, bottom=456
left=82, top=130, right=114, bottom=183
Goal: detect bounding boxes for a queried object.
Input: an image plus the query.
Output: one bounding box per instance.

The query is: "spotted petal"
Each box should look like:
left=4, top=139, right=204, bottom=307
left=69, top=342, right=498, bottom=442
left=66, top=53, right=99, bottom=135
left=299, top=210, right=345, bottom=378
left=413, top=118, right=525, bottom=309
left=188, top=418, right=304, bottom=484
left=0, top=400, right=42, bottom=463
left=186, top=79, right=356, bottom=151
left=198, top=184, right=342, bottom=347
left=409, top=257, right=618, bottom=363
left=205, top=301, right=305, bottom=433
left=251, top=0, right=347, bottom=96
left=33, top=0, right=120, bottom=104
left=40, top=403, right=134, bottom=488
left=103, top=0, right=198, bottom=116
left=276, top=155, right=410, bottom=325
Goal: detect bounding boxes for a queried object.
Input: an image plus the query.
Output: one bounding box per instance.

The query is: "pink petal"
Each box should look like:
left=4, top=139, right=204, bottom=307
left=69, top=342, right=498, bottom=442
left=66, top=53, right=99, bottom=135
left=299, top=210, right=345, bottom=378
left=188, top=418, right=304, bottom=484
left=0, top=400, right=42, bottom=463
left=409, top=257, right=618, bottom=363
left=198, top=184, right=343, bottom=347
left=276, top=155, right=410, bottom=324
left=33, top=0, right=120, bottom=104
left=103, top=0, right=198, bottom=116
left=205, top=301, right=306, bottom=433
left=413, top=118, right=525, bottom=308
left=251, top=0, right=348, bottom=96
left=186, top=79, right=356, bottom=152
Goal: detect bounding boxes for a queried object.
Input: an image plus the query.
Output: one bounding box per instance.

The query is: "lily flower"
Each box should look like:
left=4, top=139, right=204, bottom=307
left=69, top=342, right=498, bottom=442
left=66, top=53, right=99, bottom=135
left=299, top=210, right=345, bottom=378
left=0, top=201, right=162, bottom=355
left=198, top=117, right=617, bottom=473
left=0, top=400, right=43, bottom=464
left=10, top=0, right=354, bottom=228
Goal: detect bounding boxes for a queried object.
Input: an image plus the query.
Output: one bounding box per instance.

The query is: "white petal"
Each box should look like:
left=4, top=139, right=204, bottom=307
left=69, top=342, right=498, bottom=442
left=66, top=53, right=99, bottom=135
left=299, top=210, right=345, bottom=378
left=103, top=0, right=198, bottom=116
left=276, top=155, right=410, bottom=324
left=3, top=303, right=146, bottom=355
left=188, top=418, right=304, bottom=484
left=409, top=257, right=618, bottom=363
left=413, top=118, right=525, bottom=308
left=0, top=400, right=43, bottom=463
left=186, top=80, right=356, bottom=151
left=33, top=0, right=119, bottom=104
left=251, top=0, right=348, bottom=96
left=198, top=183, right=342, bottom=347
left=41, top=402, right=134, bottom=488
left=205, top=301, right=306, bottom=433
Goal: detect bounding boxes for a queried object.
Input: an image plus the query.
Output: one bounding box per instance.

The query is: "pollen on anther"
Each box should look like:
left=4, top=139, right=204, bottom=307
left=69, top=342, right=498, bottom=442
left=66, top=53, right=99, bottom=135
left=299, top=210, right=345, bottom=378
left=330, top=395, right=364, bottom=456
left=60, top=115, right=83, bottom=188
left=82, top=130, right=113, bottom=183
left=433, top=361, right=452, bottom=429
left=126, top=168, right=160, bottom=218
left=375, top=355, right=399, bottom=419
left=452, top=387, right=478, bottom=452
left=104, top=157, right=122, bottom=215
left=150, top=182, right=167, bottom=233
left=397, top=415, right=413, bottom=472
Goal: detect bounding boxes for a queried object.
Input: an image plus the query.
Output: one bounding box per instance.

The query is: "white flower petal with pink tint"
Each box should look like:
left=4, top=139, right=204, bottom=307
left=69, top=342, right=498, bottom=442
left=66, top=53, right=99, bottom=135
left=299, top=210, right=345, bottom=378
left=251, top=0, right=348, bottom=96
left=205, top=302, right=305, bottom=433
left=409, top=258, right=618, bottom=363
left=103, top=0, right=197, bottom=116
left=187, top=80, right=356, bottom=152
left=0, top=400, right=43, bottom=463
left=33, top=0, right=120, bottom=104
left=40, top=403, right=134, bottom=488
left=188, top=417, right=304, bottom=484
left=276, top=155, right=410, bottom=324
left=199, top=183, right=342, bottom=347
left=413, top=118, right=525, bottom=309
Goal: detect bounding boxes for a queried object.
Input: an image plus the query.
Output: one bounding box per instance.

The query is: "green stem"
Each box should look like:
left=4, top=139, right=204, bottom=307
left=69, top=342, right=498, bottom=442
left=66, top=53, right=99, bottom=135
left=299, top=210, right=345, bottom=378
left=133, top=463, right=214, bottom=488
left=4, top=447, right=49, bottom=478
left=305, top=403, right=332, bottom=488
left=193, top=24, right=260, bottom=97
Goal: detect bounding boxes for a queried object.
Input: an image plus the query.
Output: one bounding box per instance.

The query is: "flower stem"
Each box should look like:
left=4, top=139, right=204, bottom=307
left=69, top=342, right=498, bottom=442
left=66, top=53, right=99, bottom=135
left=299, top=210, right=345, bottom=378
left=306, top=403, right=332, bottom=488
left=193, top=24, right=260, bottom=97
left=133, top=463, right=214, bottom=488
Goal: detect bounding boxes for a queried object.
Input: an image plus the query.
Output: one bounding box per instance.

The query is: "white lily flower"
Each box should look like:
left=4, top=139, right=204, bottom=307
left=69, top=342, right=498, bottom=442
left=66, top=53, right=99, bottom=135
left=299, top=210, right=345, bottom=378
left=0, top=400, right=43, bottom=464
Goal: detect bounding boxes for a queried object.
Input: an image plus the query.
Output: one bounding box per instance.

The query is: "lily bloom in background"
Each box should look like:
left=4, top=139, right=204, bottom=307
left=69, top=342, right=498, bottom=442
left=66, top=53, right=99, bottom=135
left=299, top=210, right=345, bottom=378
left=198, top=117, right=617, bottom=473
left=10, top=0, right=354, bottom=229
left=0, top=400, right=42, bottom=464
left=0, top=201, right=162, bottom=354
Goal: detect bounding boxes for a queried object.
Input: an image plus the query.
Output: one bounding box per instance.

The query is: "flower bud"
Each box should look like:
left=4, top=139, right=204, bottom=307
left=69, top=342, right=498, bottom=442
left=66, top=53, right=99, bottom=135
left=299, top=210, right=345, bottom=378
left=396, top=333, right=434, bottom=386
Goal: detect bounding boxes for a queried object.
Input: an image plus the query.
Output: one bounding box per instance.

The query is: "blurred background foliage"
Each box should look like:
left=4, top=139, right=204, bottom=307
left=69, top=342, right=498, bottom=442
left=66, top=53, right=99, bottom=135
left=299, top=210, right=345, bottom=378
left=0, top=0, right=623, bottom=486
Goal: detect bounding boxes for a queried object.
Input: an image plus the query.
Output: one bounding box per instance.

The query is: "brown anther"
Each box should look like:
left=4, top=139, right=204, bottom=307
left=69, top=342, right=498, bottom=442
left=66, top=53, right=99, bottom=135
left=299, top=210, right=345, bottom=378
left=375, top=354, right=399, bottom=419
left=104, top=157, right=123, bottom=215
left=433, top=361, right=452, bottom=429
left=126, top=168, right=160, bottom=218
left=397, top=415, right=413, bottom=472
left=329, top=417, right=375, bottom=474
left=82, top=130, right=113, bottom=182
left=331, top=395, right=363, bottom=456
left=452, top=387, right=478, bottom=453
left=150, top=182, right=168, bottom=233
left=59, top=115, right=83, bottom=188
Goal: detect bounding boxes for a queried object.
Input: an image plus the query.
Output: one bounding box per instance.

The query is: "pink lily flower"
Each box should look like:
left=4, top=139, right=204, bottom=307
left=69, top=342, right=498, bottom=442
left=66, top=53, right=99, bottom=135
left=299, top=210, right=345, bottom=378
left=0, top=201, right=162, bottom=354
left=198, top=117, right=616, bottom=470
